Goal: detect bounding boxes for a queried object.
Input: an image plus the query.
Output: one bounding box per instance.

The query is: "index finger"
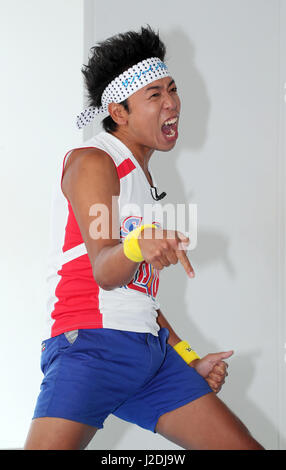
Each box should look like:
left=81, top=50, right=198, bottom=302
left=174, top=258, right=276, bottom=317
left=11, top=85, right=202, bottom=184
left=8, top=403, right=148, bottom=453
left=175, top=248, right=195, bottom=278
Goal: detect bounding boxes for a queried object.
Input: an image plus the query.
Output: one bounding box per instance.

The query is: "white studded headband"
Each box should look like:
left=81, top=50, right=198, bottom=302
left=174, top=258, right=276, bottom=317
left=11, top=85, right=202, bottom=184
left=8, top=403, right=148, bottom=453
left=76, top=57, right=171, bottom=129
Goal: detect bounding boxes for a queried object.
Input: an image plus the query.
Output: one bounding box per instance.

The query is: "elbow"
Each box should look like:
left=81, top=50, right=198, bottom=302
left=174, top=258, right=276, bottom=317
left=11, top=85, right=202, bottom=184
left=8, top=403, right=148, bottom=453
left=93, top=250, right=115, bottom=291
left=99, top=283, right=114, bottom=291
left=93, top=266, right=114, bottom=291
left=93, top=272, right=114, bottom=291
left=93, top=271, right=131, bottom=291
left=92, top=255, right=133, bottom=291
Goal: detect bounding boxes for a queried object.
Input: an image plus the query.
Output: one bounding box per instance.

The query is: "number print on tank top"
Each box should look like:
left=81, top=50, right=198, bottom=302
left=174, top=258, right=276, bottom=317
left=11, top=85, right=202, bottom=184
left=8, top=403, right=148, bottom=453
left=120, top=216, right=161, bottom=300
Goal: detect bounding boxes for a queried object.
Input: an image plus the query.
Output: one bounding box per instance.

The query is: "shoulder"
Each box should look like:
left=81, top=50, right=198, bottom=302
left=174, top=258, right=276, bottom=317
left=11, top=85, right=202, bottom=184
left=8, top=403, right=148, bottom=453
left=62, top=146, right=120, bottom=198
left=63, top=146, right=117, bottom=176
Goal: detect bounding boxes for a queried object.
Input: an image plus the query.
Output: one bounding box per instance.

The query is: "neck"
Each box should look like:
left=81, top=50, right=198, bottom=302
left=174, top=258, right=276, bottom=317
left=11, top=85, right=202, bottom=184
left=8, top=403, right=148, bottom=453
left=110, top=128, right=154, bottom=175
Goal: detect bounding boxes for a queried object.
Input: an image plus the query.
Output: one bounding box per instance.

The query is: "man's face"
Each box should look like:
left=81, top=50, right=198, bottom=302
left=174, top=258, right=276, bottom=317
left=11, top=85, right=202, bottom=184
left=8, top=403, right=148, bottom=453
left=125, top=76, right=181, bottom=151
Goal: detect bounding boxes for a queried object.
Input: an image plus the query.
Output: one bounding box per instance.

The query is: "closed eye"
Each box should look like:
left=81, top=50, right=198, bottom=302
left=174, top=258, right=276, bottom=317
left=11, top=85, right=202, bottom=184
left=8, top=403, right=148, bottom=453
left=151, top=87, right=178, bottom=98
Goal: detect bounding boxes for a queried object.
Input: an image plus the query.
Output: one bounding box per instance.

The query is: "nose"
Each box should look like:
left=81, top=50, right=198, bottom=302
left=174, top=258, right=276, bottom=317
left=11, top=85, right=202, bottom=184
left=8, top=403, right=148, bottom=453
left=162, top=90, right=179, bottom=111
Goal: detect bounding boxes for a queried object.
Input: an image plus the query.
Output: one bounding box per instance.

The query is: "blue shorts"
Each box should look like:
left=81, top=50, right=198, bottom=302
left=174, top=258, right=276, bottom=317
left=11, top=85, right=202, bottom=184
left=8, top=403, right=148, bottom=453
left=33, top=327, right=212, bottom=433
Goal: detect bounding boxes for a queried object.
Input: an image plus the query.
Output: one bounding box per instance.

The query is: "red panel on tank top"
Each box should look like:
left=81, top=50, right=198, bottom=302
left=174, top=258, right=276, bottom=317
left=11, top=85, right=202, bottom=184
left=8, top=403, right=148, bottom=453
left=62, top=201, right=84, bottom=253
left=51, top=253, right=103, bottom=337
left=117, top=158, right=136, bottom=179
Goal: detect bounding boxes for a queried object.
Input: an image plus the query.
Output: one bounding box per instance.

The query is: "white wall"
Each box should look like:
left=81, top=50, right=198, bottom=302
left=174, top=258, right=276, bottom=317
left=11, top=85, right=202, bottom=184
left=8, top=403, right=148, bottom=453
left=0, top=0, right=83, bottom=448
left=278, top=0, right=286, bottom=450
left=0, top=0, right=285, bottom=450
left=86, top=0, right=286, bottom=450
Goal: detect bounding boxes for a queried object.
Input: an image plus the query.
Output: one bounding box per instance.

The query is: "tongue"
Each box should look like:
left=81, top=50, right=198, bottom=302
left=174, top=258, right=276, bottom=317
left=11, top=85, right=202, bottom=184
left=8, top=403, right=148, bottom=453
left=162, top=123, right=176, bottom=135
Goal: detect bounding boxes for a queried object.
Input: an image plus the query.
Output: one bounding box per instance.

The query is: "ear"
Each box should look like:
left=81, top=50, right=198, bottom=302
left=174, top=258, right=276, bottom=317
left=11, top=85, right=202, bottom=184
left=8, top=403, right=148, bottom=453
left=108, top=102, right=129, bottom=125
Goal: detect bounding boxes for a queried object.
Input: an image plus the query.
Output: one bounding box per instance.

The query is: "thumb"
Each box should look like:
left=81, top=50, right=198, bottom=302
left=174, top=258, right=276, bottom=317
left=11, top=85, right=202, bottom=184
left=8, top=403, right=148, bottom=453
left=209, top=350, right=234, bottom=363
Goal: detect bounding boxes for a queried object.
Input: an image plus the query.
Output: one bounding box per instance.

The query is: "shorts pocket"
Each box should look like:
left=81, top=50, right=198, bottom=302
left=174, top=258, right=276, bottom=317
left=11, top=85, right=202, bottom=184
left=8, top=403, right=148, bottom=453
left=59, top=329, right=81, bottom=352
left=64, top=330, right=79, bottom=345
left=40, top=331, right=80, bottom=376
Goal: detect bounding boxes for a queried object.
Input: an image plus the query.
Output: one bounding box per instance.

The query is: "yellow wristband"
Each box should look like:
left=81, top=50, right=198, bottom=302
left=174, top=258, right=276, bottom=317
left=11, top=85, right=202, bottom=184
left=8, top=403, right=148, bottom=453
left=173, top=340, right=201, bottom=364
left=123, top=224, right=157, bottom=262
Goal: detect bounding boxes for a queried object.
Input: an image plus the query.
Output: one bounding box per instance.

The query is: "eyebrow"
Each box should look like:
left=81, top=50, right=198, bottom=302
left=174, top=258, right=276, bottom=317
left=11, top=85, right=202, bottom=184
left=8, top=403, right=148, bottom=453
left=144, top=78, right=175, bottom=93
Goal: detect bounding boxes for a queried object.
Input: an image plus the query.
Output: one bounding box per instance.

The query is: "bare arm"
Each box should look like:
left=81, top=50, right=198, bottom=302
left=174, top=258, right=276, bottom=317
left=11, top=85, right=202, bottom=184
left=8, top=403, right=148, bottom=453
left=62, top=148, right=140, bottom=290
left=156, top=308, right=199, bottom=368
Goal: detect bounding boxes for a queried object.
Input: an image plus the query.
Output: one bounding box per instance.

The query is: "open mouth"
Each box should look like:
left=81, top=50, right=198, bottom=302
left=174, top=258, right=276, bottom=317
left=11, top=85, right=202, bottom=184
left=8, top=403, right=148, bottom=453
left=161, top=116, right=178, bottom=139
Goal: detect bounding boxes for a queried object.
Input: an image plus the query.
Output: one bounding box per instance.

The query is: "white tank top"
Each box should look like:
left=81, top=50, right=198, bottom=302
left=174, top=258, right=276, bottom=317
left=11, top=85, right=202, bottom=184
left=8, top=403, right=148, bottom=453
left=43, top=130, right=163, bottom=340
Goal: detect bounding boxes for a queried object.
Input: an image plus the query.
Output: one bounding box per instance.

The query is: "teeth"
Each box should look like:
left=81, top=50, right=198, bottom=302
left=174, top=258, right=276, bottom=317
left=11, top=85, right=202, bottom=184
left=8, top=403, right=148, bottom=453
left=163, top=117, right=178, bottom=126
left=165, top=128, right=176, bottom=137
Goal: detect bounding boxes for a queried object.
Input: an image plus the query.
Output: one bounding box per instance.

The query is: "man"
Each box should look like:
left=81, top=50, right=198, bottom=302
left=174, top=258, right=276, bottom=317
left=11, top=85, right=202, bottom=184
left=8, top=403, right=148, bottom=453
left=24, top=25, right=263, bottom=450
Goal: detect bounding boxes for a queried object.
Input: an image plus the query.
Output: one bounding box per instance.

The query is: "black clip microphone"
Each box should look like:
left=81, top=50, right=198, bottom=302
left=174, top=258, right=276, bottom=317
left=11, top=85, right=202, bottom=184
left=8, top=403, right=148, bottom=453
left=150, top=186, right=167, bottom=201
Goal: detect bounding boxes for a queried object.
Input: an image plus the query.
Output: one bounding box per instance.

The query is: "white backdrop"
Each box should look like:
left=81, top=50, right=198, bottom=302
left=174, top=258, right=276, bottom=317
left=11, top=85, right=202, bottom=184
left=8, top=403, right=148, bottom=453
left=0, top=0, right=285, bottom=450
left=0, top=0, right=84, bottom=448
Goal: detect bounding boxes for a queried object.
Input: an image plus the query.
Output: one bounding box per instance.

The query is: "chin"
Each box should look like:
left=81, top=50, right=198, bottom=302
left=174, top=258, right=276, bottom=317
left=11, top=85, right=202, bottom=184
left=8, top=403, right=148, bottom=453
left=158, top=134, right=179, bottom=151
